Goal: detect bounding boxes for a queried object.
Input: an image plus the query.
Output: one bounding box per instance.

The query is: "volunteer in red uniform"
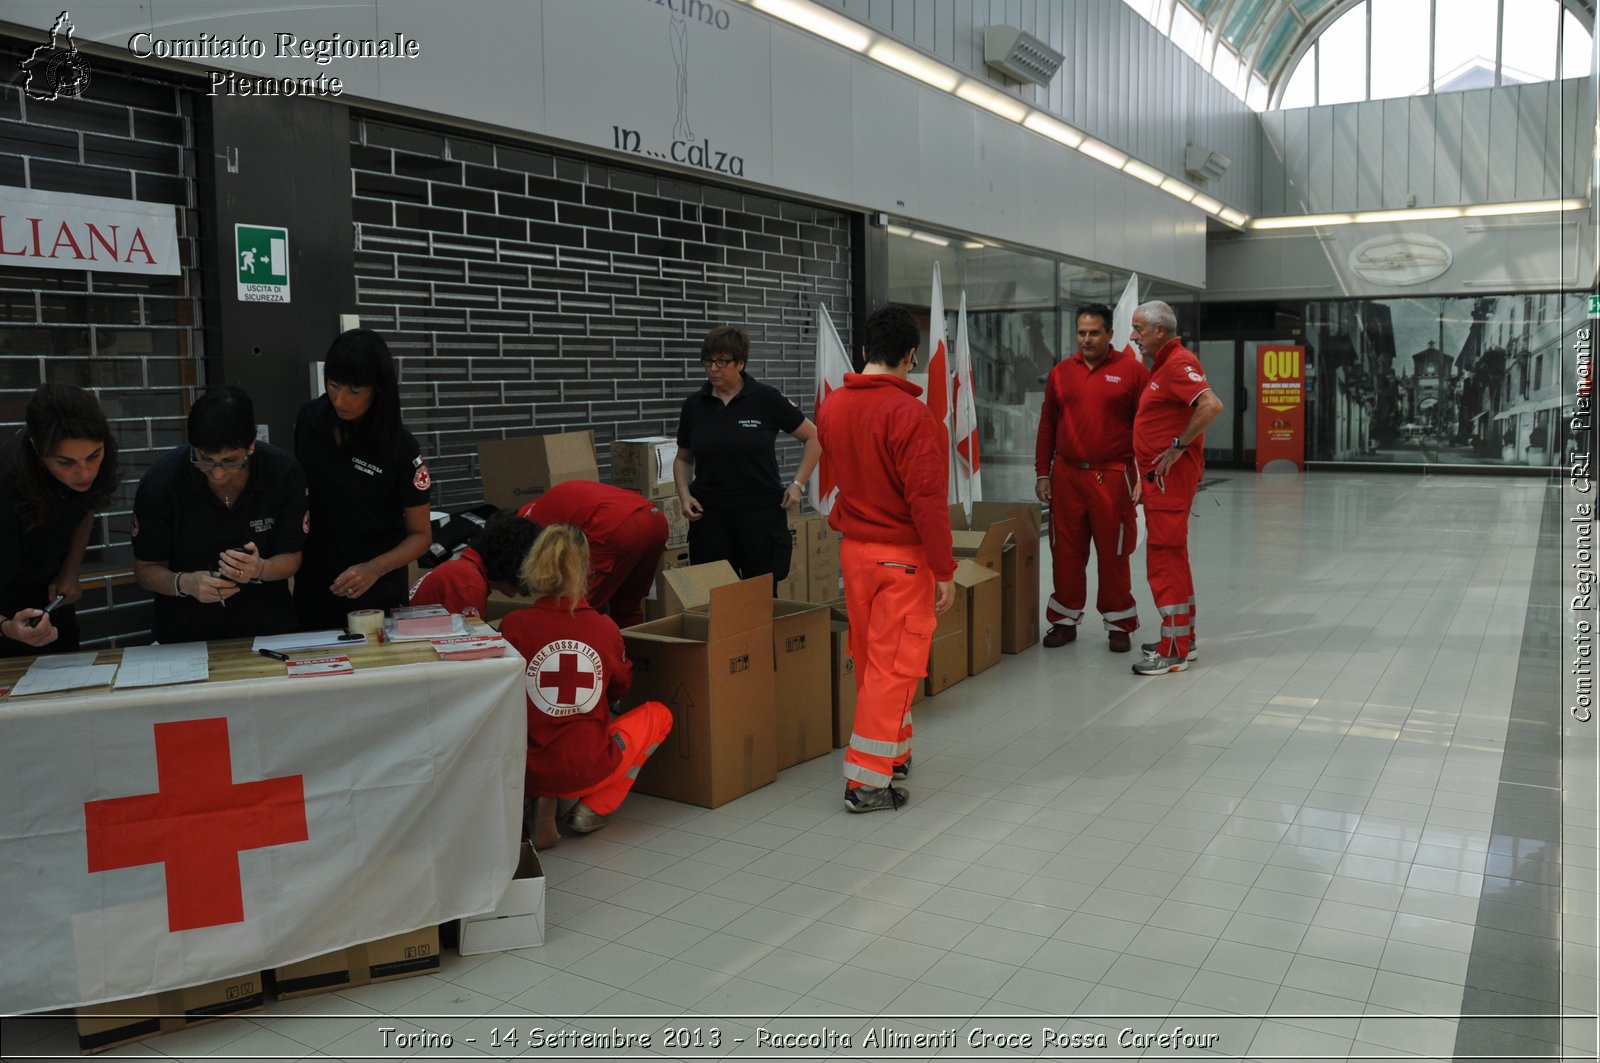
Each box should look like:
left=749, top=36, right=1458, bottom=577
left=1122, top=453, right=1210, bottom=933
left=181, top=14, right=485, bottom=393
left=1035, top=303, right=1149, bottom=653
left=1129, top=301, right=1223, bottom=676
left=516, top=480, right=668, bottom=630
left=816, top=305, right=956, bottom=813
left=500, top=524, right=673, bottom=849
left=409, top=511, right=542, bottom=618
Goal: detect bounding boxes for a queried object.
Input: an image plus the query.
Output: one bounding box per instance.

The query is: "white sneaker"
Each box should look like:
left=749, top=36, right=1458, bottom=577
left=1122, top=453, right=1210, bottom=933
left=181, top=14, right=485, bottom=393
left=1132, top=650, right=1189, bottom=675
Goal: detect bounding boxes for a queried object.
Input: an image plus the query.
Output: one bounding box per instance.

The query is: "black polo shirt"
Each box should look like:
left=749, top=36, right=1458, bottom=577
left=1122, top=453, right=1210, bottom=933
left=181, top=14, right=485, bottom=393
left=0, top=433, right=92, bottom=656
left=132, top=442, right=307, bottom=644
left=675, top=372, right=805, bottom=510
left=293, top=396, right=430, bottom=629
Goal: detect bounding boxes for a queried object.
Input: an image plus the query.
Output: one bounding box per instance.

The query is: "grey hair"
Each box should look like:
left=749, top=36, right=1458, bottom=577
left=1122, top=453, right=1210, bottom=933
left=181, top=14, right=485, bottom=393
left=1135, top=300, right=1177, bottom=334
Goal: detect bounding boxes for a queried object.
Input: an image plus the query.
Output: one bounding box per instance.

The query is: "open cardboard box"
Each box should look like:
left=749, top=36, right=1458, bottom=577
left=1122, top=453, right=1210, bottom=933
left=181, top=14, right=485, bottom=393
left=75, top=972, right=263, bottom=1054
left=622, top=571, right=777, bottom=807
left=826, top=604, right=856, bottom=748
left=956, top=558, right=1002, bottom=676
left=664, top=562, right=833, bottom=771
left=951, top=503, right=1042, bottom=653
left=478, top=431, right=598, bottom=511
left=924, top=573, right=968, bottom=696
left=459, top=841, right=545, bottom=954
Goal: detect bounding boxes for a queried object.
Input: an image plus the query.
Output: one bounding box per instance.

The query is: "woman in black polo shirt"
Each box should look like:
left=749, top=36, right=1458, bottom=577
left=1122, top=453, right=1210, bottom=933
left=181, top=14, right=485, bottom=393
left=672, top=324, right=821, bottom=584
left=0, top=384, right=119, bottom=656
left=294, top=329, right=431, bottom=630
left=132, top=387, right=307, bottom=644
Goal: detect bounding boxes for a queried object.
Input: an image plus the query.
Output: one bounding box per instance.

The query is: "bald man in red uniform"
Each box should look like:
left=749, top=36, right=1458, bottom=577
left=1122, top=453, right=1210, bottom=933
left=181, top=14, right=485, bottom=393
left=816, top=305, right=955, bottom=813
left=1130, top=301, right=1222, bottom=676
left=517, top=480, right=669, bottom=629
left=1035, top=303, right=1149, bottom=653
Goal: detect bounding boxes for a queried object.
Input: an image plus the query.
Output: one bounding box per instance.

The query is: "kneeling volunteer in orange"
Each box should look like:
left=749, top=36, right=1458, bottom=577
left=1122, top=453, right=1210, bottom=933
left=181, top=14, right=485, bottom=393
left=499, top=524, right=673, bottom=849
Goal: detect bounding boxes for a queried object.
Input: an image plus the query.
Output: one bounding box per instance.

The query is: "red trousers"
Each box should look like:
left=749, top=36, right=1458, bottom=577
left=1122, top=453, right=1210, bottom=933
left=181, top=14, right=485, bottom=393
left=840, top=539, right=936, bottom=790
left=1140, top=459, right=1199, bottom=658
left=536, top=700, right=674, bottom=816
left=1047, top=464, right=1138, bottom=633
left=589, top=507, right=669, bottom=630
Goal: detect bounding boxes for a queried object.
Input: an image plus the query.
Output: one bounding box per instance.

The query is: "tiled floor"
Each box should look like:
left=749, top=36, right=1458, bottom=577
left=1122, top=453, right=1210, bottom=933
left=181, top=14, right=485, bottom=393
left=5, top=472, right=1596, bottom=1062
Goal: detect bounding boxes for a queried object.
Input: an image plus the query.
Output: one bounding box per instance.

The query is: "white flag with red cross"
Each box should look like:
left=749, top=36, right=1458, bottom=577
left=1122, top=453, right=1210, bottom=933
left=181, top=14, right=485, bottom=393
left=810, top=303, right=852, bottom=515
left=925, top=261, right=956, bottom=501
left=0, top=657, right=526, bottom=1014
left=952, top=290, right=982, bottom=520
left=1110, top=272, right=1141, bottom=359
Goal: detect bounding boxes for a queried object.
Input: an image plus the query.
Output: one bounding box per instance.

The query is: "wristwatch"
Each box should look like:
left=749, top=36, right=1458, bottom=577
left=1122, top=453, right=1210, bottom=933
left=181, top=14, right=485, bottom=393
left=1170, top=436, right=1186, bottom=451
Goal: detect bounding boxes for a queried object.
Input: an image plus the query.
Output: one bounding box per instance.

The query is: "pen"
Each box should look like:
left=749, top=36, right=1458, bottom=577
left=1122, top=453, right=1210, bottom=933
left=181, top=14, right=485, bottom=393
left=257, top=648, right=289, bottom=662
left=337, top=633, right=364, bottom=642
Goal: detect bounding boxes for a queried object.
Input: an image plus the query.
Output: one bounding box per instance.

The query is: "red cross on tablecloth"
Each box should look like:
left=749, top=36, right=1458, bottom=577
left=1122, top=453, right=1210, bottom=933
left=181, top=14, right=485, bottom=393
left=83, top=717, right=308, bottom=932
left=538, top=652, right=595, bottom=705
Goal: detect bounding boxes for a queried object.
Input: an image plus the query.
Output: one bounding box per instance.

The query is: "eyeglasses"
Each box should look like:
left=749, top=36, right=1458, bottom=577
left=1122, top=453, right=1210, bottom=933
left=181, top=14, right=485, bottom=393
left=189, top=449, right=250, bottom=473
left=700, top=357, right=738, bottom=369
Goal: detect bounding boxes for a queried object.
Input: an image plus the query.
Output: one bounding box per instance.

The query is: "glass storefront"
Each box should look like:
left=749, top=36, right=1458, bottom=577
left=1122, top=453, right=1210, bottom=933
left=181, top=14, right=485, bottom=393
left=883, top=224, right=1198, bottom=501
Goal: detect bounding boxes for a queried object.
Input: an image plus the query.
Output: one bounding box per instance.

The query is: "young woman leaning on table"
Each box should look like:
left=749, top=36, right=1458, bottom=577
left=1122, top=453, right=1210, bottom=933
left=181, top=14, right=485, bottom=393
left=132, top=387, right=307, bottom=645
left=294, top=329, right=432, bottom=631
left=499, top=524, right=673, bottom=851
left=0, top=384, right=119, bottom=657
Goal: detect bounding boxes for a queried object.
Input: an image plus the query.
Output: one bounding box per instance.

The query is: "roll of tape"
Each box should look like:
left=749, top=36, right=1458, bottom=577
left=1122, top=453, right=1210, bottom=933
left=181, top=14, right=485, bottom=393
left=347, top=609, right=384, bottom=638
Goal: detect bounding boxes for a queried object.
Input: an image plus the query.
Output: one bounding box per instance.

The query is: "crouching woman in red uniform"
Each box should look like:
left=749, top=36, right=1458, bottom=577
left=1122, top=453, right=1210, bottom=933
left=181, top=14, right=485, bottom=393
left=500, top=524, right=673, bottom=850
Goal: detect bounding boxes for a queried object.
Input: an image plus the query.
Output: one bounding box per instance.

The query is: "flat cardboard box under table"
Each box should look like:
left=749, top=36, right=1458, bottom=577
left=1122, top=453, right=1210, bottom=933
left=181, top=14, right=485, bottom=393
left=272, top=926, right=441, bottom=999
left=74, top=972, right=263, bottom=1054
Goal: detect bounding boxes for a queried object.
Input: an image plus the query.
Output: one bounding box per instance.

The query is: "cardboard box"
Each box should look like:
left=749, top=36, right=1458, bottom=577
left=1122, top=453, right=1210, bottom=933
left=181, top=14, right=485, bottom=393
left=952, top=503, right=1042, bottom=653
left=485, top=589, right=533, bottom=624
left=612, top=436, right=678, bottom=498
left=956, top=559, right=1003, bottom=676
left=623, top=573, right=777, bottom=807
left=478, top=431, right=598, bottom=511
left=272, top=926, right=441, bottom=999
left=769, top=600, right=833, bottom=769
left=658, top=495, right=689, bottom=546
left=774, top=539, right=806, bottom=601
left=827, top=606, right=856, bottom=748
left=924, top=581, right=968, bottom=696
left=459, top=842, right=546, bottom=954
left=806, top=539, right=840, bottom=602
left=76, top=973, right=263, bottom=1054
left=642, top=547, right=693, bottom=621
left=667, top=562, right=831, bottom=771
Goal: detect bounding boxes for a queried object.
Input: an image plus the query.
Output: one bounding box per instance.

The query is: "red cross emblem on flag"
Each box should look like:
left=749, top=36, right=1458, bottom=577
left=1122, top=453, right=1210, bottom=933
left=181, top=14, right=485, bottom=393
left=83, top=717, right=308, bottom=932
left=526, top=640, right=603, bottom=718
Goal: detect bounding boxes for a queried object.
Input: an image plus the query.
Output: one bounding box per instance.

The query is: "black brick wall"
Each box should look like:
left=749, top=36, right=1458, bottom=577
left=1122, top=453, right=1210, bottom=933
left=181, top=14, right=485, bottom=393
left=349, top=117, right=854, bottom=507
left=0, top=39, right=205, bottom=645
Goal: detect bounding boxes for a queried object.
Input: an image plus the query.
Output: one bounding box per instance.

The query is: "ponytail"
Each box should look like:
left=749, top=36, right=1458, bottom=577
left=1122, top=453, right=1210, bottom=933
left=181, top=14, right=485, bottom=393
left=520, top=523, right=589, bottom=609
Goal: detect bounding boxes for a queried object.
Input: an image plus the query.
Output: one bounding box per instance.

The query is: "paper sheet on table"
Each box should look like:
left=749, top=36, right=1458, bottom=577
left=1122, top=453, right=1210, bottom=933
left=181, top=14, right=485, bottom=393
left=11, top=654, right=118, bottom=697
left=114, top=642, right=210, bottom=689
left=383, top=614, right=468, bottom=643
left=252, top=630, right=365, bottom=653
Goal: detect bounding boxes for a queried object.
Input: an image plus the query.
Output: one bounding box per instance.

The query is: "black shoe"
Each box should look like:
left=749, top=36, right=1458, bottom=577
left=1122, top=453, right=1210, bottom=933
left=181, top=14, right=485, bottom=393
left=844, top=784, right=908, bottom=812
left=892, top=756, right=912, bottom=780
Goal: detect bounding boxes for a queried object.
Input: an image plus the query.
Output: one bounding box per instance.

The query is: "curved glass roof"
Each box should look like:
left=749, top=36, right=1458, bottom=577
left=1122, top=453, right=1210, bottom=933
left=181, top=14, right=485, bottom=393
left=1120, top=0, right=1595, bottom=110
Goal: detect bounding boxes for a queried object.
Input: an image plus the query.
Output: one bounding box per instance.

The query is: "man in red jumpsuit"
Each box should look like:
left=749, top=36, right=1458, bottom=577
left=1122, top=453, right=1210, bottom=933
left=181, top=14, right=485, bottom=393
left=1035, top=303, right=1149, bottom=653
left=517, top=480, right=669, bottom=629
left=816, top=305, right=956, bottom=813
left=1130, top=301, right=1223, bottom=675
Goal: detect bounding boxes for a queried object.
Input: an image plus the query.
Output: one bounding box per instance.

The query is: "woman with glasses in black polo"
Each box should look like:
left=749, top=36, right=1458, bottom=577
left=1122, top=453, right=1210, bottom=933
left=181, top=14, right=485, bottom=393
left=672, top=324, right=821, bottom=586
left=132, top=387, right=307, bottom=644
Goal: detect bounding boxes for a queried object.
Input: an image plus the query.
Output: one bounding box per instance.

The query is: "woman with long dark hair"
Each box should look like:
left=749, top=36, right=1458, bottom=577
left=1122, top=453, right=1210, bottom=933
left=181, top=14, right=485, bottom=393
left=294, top=328, right=432, bottom=630
left=0, top=384, right=119, bottom=656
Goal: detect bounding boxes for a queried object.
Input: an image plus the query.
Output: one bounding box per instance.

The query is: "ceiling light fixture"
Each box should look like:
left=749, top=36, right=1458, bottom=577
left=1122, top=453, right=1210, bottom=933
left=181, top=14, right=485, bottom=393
left=751, top=0, right=871, bottom=51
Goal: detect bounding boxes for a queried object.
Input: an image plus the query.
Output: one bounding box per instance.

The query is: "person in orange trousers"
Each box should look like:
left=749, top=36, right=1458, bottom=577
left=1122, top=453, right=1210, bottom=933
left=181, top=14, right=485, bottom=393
left=499, top=523, right=672, bottom=849
left=815, top=306, right=956, bottom=813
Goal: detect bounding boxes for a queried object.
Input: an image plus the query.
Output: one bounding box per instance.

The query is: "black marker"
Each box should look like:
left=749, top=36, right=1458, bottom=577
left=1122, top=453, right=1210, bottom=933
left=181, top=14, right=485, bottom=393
left=257, top=648, right=290, bottom=662
left=337, top=633, right=365, bottom=642
left=26, top=593, right=66, bottom=628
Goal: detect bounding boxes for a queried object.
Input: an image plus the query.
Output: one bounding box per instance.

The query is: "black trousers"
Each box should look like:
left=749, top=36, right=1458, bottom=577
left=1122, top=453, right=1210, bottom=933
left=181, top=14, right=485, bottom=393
left=688, top=503, right=792, bottom=587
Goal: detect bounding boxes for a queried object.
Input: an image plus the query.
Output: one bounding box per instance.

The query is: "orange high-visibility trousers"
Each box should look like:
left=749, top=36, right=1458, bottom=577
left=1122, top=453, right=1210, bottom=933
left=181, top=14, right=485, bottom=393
left=537, top=700, right=674, bottom=817
left=840, top=539, right=937, bottom=790
left=1047, top=464, right=1139, bottom=633
left=1140, top=459, right=1199, bottom=659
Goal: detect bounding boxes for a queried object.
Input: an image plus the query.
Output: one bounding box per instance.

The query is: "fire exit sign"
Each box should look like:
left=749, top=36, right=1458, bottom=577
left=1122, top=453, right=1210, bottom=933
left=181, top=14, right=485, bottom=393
left=235, top=223, right=289, bottom=303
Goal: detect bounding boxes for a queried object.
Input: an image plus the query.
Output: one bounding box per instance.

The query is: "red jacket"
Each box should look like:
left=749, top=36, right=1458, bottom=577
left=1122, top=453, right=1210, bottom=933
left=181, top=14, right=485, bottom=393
left=501, top=597, right=633, bottom=796
left=517, top=480, right=655, bottom=535
left=1134, top=338, right=1212, bottom=473
left=408, top=548, right=488, bottom=618
left=816, top=373, right=955, bottom=580
left=1035, top=349, right=1149, bottom=473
